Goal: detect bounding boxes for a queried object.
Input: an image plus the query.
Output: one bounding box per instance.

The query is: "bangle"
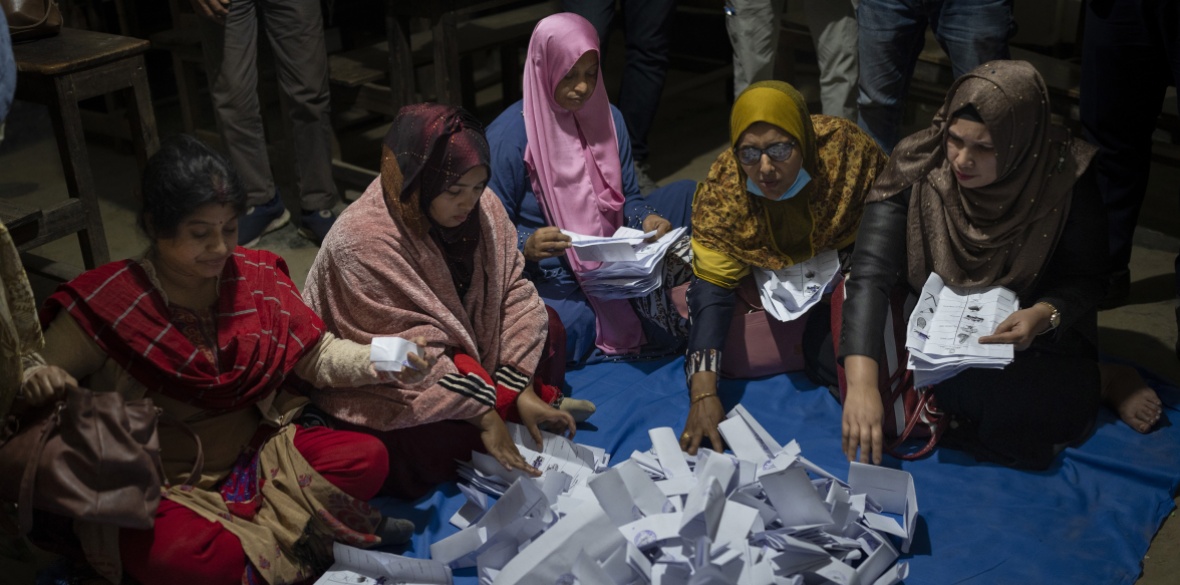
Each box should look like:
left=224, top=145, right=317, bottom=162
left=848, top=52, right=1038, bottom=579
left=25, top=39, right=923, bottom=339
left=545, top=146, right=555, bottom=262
left=690, top=392, right=717, bottom=405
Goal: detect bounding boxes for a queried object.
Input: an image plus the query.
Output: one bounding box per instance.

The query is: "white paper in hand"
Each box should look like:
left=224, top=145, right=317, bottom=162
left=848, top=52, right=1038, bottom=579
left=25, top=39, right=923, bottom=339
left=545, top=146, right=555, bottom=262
left=370, top=337, right=423, bottom=372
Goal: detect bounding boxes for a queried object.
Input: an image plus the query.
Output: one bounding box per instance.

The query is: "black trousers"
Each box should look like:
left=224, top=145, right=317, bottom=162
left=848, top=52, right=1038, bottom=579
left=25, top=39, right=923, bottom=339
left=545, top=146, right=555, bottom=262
left=1080, top=0, right=1180, bottom=292
left=934, top=349, right=1102, bottom=470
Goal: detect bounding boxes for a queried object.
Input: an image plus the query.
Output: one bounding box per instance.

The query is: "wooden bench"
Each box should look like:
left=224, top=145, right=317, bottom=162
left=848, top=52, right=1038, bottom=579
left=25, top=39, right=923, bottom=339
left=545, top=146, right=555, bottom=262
left=329, top=0, right=556, bottom=117
left=11, top=28, right=159, bottom=275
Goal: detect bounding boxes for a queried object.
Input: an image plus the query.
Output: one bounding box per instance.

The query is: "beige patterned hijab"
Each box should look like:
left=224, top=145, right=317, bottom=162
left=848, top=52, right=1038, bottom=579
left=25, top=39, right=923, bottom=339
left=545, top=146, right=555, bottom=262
left=869, top=60, right=1097, bottom=294
left=0, top=220, right=43, bottom=420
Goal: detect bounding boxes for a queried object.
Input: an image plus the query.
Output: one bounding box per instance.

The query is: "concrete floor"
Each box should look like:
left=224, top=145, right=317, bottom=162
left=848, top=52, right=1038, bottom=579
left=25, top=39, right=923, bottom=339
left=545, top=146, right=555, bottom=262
left=1, top=48, right=1178, bottom=583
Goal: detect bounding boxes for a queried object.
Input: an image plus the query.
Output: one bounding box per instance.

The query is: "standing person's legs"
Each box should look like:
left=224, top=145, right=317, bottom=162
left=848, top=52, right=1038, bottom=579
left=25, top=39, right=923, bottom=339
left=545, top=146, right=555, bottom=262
left=616, top=0, right=676, bottom=165
left=1148, top=0, right=1180, bottom=298
left=262, top=0, right=339, bottom=243
left=855, top=0, right=927, bottom=152
left=805, top=0, right=859, bottom=119
left=561, top=0, right=615, bottom=45
left=199, top=0, right=273, bottom=209
left=930, top=0, right=1012, bottom=80
left=262, top=0, right=336, bottom=213
left=727, top=0, right=785, bottom=98
left=1080, top=0, right=1169, bottom=304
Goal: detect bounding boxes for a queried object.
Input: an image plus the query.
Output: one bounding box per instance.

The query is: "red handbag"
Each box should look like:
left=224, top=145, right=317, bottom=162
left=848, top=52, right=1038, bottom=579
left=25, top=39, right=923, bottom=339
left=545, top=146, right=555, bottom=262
left=830, top=278, right=945, bottom=459
left=672, top=276, right=806, bottom=378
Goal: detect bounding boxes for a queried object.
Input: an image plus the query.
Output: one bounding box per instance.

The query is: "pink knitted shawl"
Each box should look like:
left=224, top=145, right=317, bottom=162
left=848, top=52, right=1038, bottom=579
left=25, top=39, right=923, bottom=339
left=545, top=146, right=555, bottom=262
left=301, top=180, right=548, bottom=431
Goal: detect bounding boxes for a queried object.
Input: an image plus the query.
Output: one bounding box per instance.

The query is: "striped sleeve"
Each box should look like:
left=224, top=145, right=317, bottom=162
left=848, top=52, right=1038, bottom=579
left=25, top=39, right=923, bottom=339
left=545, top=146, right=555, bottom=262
left=494, top=365, right=530, bottom=393
left=438, top=372, right=497, bottom=408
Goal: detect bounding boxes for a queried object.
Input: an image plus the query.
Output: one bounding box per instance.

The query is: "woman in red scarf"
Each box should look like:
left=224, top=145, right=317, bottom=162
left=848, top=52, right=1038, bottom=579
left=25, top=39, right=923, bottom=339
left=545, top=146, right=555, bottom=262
left=21, top=135, right=413, bottom=585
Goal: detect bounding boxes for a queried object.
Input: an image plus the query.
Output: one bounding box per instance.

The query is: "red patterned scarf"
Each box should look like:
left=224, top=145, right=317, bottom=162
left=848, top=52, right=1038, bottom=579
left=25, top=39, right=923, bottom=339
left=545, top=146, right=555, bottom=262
left=41, top=248, right=324, bottom=411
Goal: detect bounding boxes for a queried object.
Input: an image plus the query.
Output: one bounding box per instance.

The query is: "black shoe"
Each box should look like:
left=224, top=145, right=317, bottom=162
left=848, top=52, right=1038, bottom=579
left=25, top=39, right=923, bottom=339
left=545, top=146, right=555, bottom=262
left=1098, top=269, right=1131, bottom=310
left=376, top=516, right=415, bottom=544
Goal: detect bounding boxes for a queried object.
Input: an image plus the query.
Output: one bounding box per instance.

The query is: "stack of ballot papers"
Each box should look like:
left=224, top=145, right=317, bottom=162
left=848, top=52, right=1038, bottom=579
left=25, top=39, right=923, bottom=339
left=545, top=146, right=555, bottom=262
left=752, top=249, right=841, bottom=322
left=906, top=272, right=1019, bottom=387
left=431, top=406, right=917, bottom=585
left=564, top=226, right=688, bottom=300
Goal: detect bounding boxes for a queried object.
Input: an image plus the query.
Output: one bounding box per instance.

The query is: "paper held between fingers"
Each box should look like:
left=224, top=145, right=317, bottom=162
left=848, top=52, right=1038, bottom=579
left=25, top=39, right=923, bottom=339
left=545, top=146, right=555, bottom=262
left=370, top=336, right=423, bottom=372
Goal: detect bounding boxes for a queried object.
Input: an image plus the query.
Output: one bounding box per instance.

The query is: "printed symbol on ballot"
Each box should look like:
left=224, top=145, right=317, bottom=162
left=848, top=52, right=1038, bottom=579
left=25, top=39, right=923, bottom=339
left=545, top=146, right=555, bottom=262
left=635, top=529, right=658, bottom=548
left=916, top=316, right=927, bottom=329
left=532, top=456, right=544, bottom=469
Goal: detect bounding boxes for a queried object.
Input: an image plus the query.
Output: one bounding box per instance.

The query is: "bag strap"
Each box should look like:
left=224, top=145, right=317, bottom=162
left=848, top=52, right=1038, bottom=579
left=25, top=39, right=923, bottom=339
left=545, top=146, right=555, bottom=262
left=16, top=401, right=63, bottom=535
left=157, top=411, right=204, bottom=487
left=885, top=387, right=945, bottom=460
left=8, top=0, right=58, bottom=33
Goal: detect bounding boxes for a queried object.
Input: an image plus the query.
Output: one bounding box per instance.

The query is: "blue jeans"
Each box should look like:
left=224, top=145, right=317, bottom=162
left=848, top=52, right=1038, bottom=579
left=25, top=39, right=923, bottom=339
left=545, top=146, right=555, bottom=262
left=561, top=0, right=676, bottom=163
left=856, top=0, right=1013, bottom=152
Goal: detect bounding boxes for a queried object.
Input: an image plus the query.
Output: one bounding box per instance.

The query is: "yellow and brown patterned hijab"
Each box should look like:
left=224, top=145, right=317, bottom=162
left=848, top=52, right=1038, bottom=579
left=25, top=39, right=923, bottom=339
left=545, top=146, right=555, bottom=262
left=692, top=81, right=886, bottom=288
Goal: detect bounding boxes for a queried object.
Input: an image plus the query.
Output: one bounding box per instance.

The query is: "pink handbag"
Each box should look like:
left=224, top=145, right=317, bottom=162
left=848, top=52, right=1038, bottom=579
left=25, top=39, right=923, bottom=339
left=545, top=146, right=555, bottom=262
left=672, top=277, right=806, bottom=378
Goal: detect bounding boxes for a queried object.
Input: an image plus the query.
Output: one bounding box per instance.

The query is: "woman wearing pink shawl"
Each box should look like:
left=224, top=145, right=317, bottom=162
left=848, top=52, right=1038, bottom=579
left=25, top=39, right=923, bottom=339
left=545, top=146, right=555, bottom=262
left=487, top=12, right=695, bottom=365
left=302, top=104, right=592, bottom=499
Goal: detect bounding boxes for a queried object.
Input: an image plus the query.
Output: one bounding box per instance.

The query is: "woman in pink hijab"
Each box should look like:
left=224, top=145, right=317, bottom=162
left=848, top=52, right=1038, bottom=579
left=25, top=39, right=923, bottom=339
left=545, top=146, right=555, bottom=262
left=487, top=12, right=695, bottom=365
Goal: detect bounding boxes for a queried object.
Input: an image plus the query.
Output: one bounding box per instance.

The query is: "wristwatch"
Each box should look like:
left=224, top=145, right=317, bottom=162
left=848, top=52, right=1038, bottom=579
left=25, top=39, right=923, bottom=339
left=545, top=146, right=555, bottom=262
left=1038, top=301, right=1061, bottom=333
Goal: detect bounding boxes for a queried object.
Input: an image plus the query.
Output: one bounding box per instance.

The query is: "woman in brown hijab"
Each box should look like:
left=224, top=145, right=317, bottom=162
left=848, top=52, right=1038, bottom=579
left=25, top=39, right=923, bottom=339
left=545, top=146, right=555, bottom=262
left=839, top=60, right=1162, bottom=470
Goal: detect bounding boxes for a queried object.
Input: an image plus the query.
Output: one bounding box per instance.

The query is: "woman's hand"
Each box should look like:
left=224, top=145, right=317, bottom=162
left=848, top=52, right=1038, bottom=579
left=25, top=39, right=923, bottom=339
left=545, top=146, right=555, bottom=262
left=523, top=227, right=572, bottom=262
left=842, top=355, right=884, bottom=464
left=20, top=366, right=77, bottom=407
left=978, top=305, right=1054, bottom=351
left=516, top=385, right=576, bottom=449
left=680, top=372, right=726, bottom=455
left=467, top=409, right=541, bottom=476
left=188, top=0, right=229, bottom=22
left=642, top=214, right=672, bottom=243
left=368, top=337, right=436, bottom=384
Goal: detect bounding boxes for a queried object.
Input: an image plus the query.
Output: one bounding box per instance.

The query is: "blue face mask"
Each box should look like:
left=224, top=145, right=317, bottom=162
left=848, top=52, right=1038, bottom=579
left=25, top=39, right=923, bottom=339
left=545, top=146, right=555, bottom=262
left=746, top=167, right=812, bottom=201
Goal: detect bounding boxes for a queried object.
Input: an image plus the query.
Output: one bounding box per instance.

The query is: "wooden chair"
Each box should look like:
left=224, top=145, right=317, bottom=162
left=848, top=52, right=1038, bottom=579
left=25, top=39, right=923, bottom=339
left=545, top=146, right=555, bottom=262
left=7, top=27, right=159, bottom=273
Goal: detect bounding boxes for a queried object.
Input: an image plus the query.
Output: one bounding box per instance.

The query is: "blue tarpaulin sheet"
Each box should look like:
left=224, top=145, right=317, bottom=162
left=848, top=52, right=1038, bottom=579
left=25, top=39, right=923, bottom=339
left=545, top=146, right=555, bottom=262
left=373, top=357, right=1180, bottom=584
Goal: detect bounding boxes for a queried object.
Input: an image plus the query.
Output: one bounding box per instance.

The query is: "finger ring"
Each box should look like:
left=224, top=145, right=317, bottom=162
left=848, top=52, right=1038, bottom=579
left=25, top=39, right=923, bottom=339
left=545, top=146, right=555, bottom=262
left=681, top=432, right=690, bottom=440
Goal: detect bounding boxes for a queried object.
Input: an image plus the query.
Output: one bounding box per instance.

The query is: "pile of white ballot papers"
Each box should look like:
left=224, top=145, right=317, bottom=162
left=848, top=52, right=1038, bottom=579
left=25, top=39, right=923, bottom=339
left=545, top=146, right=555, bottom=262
left=564, top=226, right=688, bottom=300
left=432, top=406, right=916, bottom=585
left=753, top=249, right=841, bottom=322
left=907, top=272, right=1019, bottom=387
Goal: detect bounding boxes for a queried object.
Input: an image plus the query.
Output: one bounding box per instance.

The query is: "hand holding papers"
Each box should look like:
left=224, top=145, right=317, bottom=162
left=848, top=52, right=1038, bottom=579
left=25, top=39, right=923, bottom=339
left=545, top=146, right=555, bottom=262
left=563, top=226, right=689, bottom=300
left=906, top=273, right=1019, bottom=387
left=369, top=336, right=424, bottom=372
left=753, top=249, right=841, bottom=322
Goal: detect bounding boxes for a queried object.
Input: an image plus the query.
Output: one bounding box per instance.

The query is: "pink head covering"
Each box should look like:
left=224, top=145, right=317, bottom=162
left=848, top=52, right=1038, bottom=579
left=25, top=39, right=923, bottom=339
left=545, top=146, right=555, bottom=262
left=522, top=12, right=642, bottom=354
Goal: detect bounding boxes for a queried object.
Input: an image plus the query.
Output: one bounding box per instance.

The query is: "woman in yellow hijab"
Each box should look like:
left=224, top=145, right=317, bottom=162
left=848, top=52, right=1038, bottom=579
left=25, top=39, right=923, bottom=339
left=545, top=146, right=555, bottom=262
left=681, top=81, right=887, bottom=454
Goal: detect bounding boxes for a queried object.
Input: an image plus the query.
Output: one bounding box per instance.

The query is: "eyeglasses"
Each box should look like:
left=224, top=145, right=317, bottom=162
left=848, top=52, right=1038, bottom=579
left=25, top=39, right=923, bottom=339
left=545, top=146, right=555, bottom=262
left=736, top=141, right=796, bottom=166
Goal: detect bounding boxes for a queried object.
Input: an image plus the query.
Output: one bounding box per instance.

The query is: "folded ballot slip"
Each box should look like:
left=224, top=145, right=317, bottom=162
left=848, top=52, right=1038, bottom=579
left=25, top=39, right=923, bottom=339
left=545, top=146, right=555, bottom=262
left=370, top=337, right=424, bottom=372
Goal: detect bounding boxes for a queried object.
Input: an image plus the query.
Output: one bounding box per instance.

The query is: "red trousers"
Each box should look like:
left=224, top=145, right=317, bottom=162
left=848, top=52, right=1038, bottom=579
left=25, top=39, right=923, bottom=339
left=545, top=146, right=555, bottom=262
left=119, top=426, right=388, bottom=585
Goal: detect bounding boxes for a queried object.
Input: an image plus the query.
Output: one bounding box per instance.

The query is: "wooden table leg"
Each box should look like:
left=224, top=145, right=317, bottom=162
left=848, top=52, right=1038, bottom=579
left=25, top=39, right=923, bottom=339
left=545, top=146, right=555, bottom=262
left=386, top=7, right=415, bottom=113
left=49, top=74, right=111, bottom=269
left=433, top=11, right=461, bottom=106
left=124, top=54, right=160, bottom=170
